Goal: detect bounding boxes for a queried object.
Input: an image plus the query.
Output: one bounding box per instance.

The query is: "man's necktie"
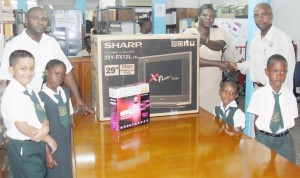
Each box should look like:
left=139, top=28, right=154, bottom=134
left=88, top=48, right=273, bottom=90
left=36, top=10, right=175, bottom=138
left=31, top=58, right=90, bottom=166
left=54, top=91, right=69, bottom=128
left=269, top=92, right=284, bottom=133
left=23, top=90, right=46, bottom=123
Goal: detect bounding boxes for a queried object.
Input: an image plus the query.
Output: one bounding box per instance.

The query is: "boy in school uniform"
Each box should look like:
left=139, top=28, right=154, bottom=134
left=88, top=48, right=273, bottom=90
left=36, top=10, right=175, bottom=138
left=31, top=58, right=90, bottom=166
left=247, top=54, right=298, bottom=163
left=1, top=50, right=57, bottom=178
left=214, top=79, right=245, bottom=133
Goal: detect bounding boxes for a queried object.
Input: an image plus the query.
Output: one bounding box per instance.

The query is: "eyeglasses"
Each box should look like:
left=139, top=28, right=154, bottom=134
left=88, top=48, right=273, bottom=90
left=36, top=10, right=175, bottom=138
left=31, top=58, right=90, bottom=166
left=220, top=90, right=237, bottom=96
left=254, top=13, right=272, bottom=19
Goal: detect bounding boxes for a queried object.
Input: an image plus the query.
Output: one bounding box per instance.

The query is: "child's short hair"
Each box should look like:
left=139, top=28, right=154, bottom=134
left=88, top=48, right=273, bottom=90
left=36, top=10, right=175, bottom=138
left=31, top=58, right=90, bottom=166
left=45, top=59, right=66, bottom=71
left=220, top=77, right=238, bottom=91
left=267, top=54, right=288, bottom=69
left=138, top=17, right=151, bottom=28
left=9, top=50, right=34, bottom=67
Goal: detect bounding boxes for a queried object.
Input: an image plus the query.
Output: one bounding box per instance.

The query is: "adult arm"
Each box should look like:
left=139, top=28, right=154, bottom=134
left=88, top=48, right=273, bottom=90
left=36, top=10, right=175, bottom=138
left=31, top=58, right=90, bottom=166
left=279, top=34, right=296, bottom=92
left=235, top=60, right=250, bottom=75
left=0, top=42, right=15, bottom=80
left=199, top=28, right=236, bottom=73
left=200, top=56, right=236, bottom=73
left=53, top=37, right=92, bottom=114
left=200, top=37, right=226, bottom=51
left=64, top=71, right=93, bottom=114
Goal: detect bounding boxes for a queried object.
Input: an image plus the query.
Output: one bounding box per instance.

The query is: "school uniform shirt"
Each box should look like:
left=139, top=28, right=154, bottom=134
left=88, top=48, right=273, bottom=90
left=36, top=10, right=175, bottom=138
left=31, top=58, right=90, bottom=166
left=40, top=84, right=74, bottom=115
left=214, top=100, right=246, bottom=129
left=76, top=49, right=91, bottom=57
left=0, top=29, right=73, bottom=91
left=247, top=85, right=298, bottom=133
left=237, top=25, right=295, bottom=92
left=1, top=78, right=44, bottom=140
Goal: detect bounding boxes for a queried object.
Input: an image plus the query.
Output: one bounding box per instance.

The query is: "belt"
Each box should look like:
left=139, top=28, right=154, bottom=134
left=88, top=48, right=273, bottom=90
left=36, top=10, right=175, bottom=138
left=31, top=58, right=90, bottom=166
left=259, top=130, right=289, bottom=137
left=253, top=82, right=265, bottom=87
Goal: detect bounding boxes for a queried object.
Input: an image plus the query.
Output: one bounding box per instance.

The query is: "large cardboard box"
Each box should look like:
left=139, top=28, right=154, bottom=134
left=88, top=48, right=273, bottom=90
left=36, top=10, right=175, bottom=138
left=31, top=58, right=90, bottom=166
left=102, top=9, right=117, bottom=21
left=91, top=34, right=199, bottom=121
left=117, top=9, right=134, bottom=21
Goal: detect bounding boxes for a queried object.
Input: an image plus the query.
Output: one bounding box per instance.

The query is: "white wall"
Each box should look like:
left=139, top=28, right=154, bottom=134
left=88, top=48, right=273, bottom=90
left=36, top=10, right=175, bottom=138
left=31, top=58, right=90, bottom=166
left=198, top=0, right=247, bottom=6
left=166, top=0, right=198, bottom=8
left=208, top=0, right=247, bottom=6
left=272, top=0, right=300, bottom=61
left=166, top=0, right=248, bottom=8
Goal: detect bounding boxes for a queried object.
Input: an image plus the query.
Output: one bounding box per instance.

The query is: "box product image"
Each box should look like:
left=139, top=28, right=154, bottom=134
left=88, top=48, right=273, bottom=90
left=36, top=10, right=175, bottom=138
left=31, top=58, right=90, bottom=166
left=138, top=51, right=192, bottom=108
left=91, top=34, right=199, bottom=121
left=109, top=83, right=150, bottom=131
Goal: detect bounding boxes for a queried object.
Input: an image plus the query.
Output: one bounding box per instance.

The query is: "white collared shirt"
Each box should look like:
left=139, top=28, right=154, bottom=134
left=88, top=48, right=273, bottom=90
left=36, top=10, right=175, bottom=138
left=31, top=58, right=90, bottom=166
left=247, top=85, right=298, bottom=133
left=214, top=100, right=246, bottom=129
left=41, top=84, right=74, bottom=115
left=1, top=78, right=44, bottom=140
left=76, top=49, right=91, bottom=57
left=0, top=30, right=73, bottom=91
left=237, top=25, right=295, bottom=92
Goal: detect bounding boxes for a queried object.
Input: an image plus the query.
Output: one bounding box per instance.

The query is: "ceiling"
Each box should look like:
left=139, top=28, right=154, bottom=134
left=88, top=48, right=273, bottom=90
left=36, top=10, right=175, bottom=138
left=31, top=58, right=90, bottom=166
left=36, top=0, right=98, bottom=10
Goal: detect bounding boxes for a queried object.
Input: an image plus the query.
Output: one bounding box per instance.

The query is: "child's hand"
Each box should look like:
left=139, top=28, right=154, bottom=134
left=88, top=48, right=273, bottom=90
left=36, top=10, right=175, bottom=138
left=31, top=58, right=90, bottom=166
left=32, top=126, right=49, bottom=142
left=45, top=136, right=58, bottom=153
left=46, top=144, right=58, bottom=169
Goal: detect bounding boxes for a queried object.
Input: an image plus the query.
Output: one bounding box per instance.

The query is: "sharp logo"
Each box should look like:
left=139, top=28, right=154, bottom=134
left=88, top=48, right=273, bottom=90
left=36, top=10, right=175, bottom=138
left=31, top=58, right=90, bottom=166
left=104, top=42, right=143, bottom=49
left=171, top=40, right=196, bottom=47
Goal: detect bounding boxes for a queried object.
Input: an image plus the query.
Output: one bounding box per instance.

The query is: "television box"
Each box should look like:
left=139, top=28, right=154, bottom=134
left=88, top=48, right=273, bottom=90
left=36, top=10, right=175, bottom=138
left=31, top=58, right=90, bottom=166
left=109, top=83, right=150, bottom=131
left=91, top=34, right=199, bottom=121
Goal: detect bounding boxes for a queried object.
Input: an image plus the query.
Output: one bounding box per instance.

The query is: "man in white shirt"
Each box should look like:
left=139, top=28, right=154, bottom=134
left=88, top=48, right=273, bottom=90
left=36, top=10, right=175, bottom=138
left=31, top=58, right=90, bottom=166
left=0, top=7, right=91, bottom=114
left=76, top=36, right=91, bottom=57
left=235, top=2, right=295, bottom=92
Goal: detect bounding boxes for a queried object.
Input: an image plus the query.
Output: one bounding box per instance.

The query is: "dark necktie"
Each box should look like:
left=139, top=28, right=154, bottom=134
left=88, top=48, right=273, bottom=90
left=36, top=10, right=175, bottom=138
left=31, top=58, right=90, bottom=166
left=220, top=107, right=229, bottom=120
left=23, top=90, right=46, bottom=123
left=54, top=91, right=69, bottom=128
left=215, top=106, right=229, bottom=120
left=269, top=92, right=284, bottom=133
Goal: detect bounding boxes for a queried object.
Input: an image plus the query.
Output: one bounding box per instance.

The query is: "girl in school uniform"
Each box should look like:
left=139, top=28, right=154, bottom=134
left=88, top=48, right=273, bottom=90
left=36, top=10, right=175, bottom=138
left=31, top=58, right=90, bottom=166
left=39, top=59, right=74, bottom=178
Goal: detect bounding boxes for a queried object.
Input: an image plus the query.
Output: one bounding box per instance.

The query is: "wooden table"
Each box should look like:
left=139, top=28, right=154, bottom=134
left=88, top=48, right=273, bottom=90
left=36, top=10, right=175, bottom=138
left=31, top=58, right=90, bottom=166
left=73, top=108, right=300, bottom=178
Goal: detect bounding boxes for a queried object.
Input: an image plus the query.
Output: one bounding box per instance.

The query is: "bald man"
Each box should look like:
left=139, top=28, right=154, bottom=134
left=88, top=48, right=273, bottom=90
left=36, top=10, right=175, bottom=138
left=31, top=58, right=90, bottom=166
left=235, top=2, right=295, bottom=92
left=0, top=7, right=91, bottom=114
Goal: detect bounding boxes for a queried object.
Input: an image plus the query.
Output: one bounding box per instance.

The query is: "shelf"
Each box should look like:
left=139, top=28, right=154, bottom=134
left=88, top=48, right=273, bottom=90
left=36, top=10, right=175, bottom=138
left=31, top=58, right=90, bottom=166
left=100, top=20, right=135, bottom=23
left=98, top=6, right=136, bottom=34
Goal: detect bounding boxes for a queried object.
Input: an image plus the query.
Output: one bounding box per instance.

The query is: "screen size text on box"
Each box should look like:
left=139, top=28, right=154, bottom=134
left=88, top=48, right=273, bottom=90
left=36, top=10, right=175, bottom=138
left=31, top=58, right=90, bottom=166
left=104, top=64, right=135, bottom=76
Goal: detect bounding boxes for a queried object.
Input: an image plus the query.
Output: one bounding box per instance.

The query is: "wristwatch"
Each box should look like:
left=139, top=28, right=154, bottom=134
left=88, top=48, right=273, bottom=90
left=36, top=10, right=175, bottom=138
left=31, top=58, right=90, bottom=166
left=200, top=38, right=209, bottom=45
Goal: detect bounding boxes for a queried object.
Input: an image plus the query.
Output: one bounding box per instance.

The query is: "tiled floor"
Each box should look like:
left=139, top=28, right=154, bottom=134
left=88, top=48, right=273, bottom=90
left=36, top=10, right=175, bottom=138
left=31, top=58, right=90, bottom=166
left=239, top=96, right=300, bottom=166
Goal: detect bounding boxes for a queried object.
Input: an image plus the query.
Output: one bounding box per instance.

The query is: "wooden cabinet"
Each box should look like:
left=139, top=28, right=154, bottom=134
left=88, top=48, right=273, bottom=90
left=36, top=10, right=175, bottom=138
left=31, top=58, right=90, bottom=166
left=69, top=57, right=92, bottom=107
